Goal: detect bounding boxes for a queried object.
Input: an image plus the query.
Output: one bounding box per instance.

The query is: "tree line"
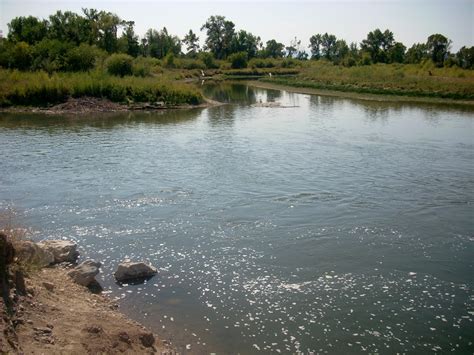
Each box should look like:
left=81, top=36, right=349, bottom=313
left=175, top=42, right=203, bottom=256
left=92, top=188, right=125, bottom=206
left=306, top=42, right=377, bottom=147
left=1, top=9, right=473, bottom=72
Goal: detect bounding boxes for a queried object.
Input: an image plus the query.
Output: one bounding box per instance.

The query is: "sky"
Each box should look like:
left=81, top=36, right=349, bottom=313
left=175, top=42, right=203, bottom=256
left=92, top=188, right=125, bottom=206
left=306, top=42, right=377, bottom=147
left=0, top=0, right=472, bottom=51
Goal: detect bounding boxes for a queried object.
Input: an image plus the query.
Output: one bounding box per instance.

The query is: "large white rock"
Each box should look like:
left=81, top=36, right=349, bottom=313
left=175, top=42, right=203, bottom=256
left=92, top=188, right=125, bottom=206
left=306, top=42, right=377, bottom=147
left=15, top=241, right=55, bottom=267
left=114, top=261, right=157, bottom=282
left=37, top=240, right=79, bottom=263
left=67, top=259, right=101, bottom=286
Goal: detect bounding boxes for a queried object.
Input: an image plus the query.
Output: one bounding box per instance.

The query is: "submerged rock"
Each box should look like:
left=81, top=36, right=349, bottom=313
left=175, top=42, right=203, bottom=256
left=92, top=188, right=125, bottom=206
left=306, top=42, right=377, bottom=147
left=114, top=261, right=157, bottom=282
left=37, top=240, right=79, bottom=264
left=16, top=241, right=54, bottom=267
left=67, top=260, right=101, bottom=286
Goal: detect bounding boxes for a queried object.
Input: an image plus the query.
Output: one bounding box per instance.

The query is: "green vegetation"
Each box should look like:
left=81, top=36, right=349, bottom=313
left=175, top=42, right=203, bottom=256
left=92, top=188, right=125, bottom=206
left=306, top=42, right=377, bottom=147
left=0, top=69, right=203, bottom=107
left=0, top=8, right=473, bottom=107
left=260, top=61, right=474, bottom=100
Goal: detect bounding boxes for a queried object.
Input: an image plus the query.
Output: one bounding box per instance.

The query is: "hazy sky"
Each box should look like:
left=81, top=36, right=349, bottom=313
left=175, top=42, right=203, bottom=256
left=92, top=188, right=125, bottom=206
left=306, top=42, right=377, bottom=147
left=1, top=0, right=472, bottom=51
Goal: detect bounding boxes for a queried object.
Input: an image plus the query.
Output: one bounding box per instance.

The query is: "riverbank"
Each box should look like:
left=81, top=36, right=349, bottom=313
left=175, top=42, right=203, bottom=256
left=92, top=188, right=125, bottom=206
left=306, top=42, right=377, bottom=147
left=0, top=235, right=175, bottom=354
left=248, top=80, right=474, bottom=108
left=0, top=69, right=204, bottom=109
left=0, top=96, right=221, bottom=115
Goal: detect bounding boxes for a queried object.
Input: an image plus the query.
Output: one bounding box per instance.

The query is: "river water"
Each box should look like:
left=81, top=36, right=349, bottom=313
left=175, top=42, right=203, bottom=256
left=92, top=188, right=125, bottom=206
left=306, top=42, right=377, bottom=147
left=1, top=83, right=473, bottom=354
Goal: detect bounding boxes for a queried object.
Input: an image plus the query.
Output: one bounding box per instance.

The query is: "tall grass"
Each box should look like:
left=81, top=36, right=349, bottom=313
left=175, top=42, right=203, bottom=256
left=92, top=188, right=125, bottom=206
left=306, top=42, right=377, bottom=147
left=0, top=69, right=204, bottom=107
left=262, top=61, right=474, bottom=100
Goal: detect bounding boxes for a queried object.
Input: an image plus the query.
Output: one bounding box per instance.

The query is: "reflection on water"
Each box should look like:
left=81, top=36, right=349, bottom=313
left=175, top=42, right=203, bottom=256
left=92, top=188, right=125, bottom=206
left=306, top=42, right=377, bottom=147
left=1, top=83, right=473, bottom=354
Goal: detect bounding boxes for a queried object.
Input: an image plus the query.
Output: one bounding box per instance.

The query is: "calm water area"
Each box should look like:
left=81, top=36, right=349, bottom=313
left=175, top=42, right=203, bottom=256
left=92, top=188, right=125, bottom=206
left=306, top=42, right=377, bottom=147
left=1, top=83, right=473, bottom=353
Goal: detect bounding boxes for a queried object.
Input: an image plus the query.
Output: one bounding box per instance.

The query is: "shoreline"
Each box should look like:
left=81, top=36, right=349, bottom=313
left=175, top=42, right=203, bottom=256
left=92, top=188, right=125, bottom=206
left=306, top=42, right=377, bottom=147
left=0, top=96, right=223, bottom=115
left=247, top=80, right=474, bottom=108
left=0, top=236, right=176, bottom=354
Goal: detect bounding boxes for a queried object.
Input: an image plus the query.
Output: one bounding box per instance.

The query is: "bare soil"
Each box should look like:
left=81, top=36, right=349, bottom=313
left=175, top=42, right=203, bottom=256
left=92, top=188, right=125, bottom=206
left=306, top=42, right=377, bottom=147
left=1, top=266, right=176, bottom=354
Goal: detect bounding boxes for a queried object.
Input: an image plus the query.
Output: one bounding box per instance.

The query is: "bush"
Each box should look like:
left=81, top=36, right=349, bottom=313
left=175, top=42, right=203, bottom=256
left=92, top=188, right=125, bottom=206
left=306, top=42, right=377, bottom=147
left=249, top=58, right=276, bottom=68
left=176, top=58, right=206, bottom=70
left=132, top=56, right=158, bottom=77
left=66, top=44, right=105, bottom=71
left=11, top=42, right=33, bottom=70
left=164, top=53, right=175, bottom=68
left=105, top=53, right=133, bottom=77
left=280, top=58, right=297, bottom=68
left=199, top=52, right=219, bottom=69
left=228, top=51, right=248, bottom=69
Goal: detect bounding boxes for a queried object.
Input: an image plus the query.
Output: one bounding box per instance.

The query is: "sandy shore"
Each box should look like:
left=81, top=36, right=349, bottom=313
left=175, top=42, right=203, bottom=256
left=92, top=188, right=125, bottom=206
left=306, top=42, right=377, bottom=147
left=1, top=265, right=176, bottom=354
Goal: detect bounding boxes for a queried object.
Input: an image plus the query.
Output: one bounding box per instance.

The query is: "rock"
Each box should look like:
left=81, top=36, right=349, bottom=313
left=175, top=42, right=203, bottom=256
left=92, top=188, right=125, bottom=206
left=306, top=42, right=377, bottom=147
left=42, top=282, right=55, bottom=291
left=37, top=240, right=79, bottom=264
left=67, top=260, right=101, bottom=287
left=139, top=332, right=155, bottom=347
left=85, top=325, right=102, bottom=334
left=118, top=331, right=131, bottom=344
left=0, top=232, right=15, bottom=266
left=15, top=241, right=54, bottom=267
left=114, top=262, right=157, bottom=282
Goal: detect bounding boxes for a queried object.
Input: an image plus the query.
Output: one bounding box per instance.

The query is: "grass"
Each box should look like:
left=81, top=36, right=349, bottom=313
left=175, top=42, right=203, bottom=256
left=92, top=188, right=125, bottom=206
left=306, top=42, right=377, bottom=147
left=0, top=69, right=204, bottom=107
left=260, top=61, right=474, bottom=100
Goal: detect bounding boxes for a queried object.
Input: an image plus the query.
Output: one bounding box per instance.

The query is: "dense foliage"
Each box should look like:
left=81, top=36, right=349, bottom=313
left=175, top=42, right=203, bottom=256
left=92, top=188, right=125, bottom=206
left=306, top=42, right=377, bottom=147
left=1, top=9, right=472, bottom=73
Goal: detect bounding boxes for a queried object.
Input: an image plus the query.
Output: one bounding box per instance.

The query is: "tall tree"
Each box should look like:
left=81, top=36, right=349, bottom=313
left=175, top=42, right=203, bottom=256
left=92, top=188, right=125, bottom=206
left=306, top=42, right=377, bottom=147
left=405, top=43, right=428, bottom=64
left=309, top=34, right=322, bottom=59
left=143, top=27, right=181, bottom=59
left=426, top=34, right=451, bottom=66
left=183, top=29, right=200, bottom=57
left=387, top=42, right=406, bottom=63
left=456, top=46, right=474, bottom=69
left=361, top=29, right=394, bottom=63
left=231, top=30, right=261, bottom=59
left=118, top=21, right=139, bottom=57
left=7, top=16, right=48, bottom=44
left=264, top=39, right=285, bottom=58
left=320, top=33, right=337, bottom=60
left=200, top=15, right=235, bottom=59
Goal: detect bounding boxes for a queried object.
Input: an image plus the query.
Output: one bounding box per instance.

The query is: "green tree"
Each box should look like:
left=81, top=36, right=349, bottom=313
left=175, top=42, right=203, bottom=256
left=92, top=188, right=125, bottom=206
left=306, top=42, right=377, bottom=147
left=456, top=46, right=474, bottom=69
left=332, top=39, right=349, bottom=64
left=200, top=15, right=235, bottom=59
left=387, top=42, right=406, bottom=63
left=117, top=21, right=140, bottom=57
left=47, top=11, right=91, bottom=44
left=426, top=34, right=451, bottom=66
left=31, top=38, right=73, bottom=71
left=264, top=39, right=285, bottom=58
left=142, top=27, right=181, bottom=59
left=231, top=30, right=261, bottom=58
left=309, top=34, right=322, bottom=59
left=361, top=29, right=394, bottom=63
left=7, top=16, right=48, bottom=44
left=405, top=43, right=428, bottom=64
left=320, top=33, right=337, bottom=60
left=183, top=29, right=200, bottom=57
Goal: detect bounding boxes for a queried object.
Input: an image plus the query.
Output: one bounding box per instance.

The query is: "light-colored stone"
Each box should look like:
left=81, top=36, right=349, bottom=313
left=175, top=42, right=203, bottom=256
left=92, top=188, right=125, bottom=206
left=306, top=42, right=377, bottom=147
left=42, top=281, right=55, bottom=291
left=37, top=240, right=79, bottom=263
left=67, top=260, right=101, bottom=286
left=16, top=241, right=54, bottom=267
left=114, top=261, right=157, bottom=282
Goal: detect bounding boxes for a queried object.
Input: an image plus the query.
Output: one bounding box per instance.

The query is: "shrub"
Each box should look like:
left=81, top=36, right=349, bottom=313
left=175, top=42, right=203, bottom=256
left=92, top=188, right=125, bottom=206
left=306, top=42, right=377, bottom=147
left=11, top=42, right=33, bottom=70
left=105, top=53, right=133, bottom=77
left=66, top=44, right=105, bottom=71
left=164, top=53, right=175, bottom=68
left=228, top=51, right=248, bottom=69
left=199, top=52, right=219, bottom=69
left=132, top=56, right=157, bottom=77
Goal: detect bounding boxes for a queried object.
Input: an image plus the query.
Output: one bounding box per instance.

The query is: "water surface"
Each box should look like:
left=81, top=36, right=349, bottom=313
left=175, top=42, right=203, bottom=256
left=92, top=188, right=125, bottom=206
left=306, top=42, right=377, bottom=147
left=1, top=84, right=473, bottom=353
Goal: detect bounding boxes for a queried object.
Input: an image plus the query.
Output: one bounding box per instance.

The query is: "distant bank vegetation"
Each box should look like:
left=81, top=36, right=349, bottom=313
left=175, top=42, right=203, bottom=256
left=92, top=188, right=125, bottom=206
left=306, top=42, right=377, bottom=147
left=0, top=9, right=473, bottom=106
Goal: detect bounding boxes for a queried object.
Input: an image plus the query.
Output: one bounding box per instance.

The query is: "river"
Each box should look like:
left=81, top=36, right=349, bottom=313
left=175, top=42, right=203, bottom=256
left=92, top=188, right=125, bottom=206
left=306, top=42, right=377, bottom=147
left=1, top=83, right=473, bottom=353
